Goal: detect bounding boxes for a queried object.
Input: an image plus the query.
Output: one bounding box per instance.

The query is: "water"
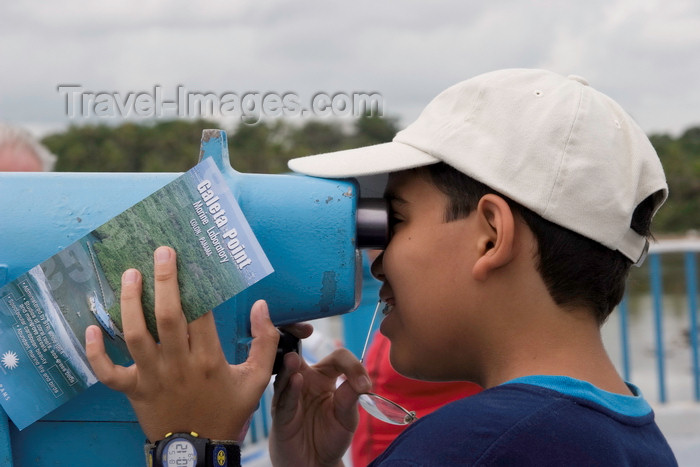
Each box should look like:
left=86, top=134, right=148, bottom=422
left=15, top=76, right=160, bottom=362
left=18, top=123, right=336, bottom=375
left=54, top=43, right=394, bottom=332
left=602, top=294, right=697, bottom=404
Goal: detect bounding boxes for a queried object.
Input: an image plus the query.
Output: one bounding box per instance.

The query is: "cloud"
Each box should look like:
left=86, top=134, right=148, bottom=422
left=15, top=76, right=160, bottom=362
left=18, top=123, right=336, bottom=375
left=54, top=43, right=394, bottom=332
left=0, top=0, right=697, bottom=136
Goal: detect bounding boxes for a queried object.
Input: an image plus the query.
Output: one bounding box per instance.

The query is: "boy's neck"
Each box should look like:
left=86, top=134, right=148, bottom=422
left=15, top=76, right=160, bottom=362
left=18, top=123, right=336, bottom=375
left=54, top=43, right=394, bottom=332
left=478, top=303, right=632, bottom=396
left=473, top=250, right=630, bottom=395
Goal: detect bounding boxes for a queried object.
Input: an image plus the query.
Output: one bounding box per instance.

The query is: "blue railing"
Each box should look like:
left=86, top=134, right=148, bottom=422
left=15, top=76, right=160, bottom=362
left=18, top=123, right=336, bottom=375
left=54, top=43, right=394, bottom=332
left=617, top=237, right=700, bottom=404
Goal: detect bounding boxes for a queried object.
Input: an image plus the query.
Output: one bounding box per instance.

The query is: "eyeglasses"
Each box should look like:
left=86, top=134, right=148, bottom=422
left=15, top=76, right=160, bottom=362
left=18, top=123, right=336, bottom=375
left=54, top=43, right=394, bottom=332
left=355, top=300, right=418, bottom=425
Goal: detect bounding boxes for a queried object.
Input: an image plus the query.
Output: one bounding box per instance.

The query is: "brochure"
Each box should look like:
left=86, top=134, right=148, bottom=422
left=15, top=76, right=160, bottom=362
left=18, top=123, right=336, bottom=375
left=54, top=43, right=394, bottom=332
left=0, top=157, right=273, bottom=429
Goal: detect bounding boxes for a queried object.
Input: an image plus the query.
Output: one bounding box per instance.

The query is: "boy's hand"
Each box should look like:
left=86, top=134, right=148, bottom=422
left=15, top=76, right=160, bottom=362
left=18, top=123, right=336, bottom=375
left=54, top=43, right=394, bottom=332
left=85, top=246, right=280, bottom=442
left=269, top=347, right=372, bottom=467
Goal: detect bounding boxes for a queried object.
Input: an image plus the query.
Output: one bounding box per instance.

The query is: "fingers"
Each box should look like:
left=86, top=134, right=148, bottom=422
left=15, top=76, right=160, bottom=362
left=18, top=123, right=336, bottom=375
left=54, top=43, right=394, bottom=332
left=85, top=325, right=137, bottom=393
left=245, top=300, right=281, bottom=383
left=315, top=349, right=371, bottom=394
left=274, top=372, right=303, bottom=427
left=152, top=246, right=189, bottom=357
left=187, top=310, right=222, bottom=356
left=272, top=352, right=301, bottom=406
left=280, top=322, right=314, bottom=340
left=332, top=379, right=361, bottom=432
left=271, top=352, right=303, bottom=426
left=120, top=268, right=158, bottom=368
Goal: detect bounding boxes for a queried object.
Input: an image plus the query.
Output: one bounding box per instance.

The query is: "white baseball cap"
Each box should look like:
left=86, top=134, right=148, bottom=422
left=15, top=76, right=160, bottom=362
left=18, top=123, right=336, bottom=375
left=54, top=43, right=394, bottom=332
left=288, top=69, right=668, bottom=264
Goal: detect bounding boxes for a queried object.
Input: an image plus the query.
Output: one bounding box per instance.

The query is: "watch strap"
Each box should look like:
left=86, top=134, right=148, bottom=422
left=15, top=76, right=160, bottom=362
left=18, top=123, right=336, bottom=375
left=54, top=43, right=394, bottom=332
left=145, top=441, right=155, bottom=467
left=146, top=434, right=241, bottom=467
left=208, top=439, right=240, bottom=467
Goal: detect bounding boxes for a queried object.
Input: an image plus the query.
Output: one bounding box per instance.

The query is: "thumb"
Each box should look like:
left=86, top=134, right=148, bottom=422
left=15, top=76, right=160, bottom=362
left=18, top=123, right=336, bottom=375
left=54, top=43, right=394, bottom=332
left=85, top=325, right=136, bottom=393
left=246, top=300, right=280, bottom=378
left=333, top=379, right=361, bottom=432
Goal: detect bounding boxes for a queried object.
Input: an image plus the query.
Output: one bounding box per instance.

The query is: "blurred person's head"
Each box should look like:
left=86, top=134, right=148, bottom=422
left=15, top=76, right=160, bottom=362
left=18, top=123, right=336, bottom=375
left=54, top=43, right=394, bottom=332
left=0, top=123, right=57, bottom=171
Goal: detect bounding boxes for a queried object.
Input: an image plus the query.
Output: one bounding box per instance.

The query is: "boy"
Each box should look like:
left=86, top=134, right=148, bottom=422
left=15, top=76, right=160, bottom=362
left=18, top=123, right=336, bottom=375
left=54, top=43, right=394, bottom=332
left=86, top=69, right=677, bottom=465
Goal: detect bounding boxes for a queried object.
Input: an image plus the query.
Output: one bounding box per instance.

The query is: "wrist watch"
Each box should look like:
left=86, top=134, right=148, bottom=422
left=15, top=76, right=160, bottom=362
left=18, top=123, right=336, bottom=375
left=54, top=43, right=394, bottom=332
left=146, top=431, right=240, bottom=467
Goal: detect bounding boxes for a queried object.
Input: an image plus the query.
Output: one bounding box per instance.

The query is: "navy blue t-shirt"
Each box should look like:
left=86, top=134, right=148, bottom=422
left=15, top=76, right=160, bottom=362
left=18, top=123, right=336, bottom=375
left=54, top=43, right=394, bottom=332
left=368, top=376, right=677, bottom=466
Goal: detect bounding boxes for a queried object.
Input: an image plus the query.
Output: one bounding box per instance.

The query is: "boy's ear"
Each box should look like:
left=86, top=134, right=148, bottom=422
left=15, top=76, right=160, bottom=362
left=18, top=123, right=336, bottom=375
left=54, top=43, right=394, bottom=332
left=472, top=194, right=516, bottom=281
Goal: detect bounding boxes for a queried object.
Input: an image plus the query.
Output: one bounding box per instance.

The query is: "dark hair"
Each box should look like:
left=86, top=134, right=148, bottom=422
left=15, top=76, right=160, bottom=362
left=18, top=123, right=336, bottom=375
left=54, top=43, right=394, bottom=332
left=417, top=162, right=658, bottom=324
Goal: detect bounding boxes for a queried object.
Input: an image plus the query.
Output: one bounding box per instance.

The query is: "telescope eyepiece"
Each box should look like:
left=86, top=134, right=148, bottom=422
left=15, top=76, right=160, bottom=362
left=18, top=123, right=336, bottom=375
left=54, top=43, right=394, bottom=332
left=356, top=198, right=388, bottom=249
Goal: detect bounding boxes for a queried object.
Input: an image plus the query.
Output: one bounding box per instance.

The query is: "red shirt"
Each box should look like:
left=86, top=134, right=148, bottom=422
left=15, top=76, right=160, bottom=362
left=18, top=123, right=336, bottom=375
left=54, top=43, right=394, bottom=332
left=351, top=333, right=482, bottom=466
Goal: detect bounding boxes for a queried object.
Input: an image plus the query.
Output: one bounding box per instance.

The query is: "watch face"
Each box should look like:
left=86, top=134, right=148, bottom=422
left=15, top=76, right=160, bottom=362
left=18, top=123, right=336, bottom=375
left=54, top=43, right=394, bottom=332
left=163, top=437, right=197, bottom=467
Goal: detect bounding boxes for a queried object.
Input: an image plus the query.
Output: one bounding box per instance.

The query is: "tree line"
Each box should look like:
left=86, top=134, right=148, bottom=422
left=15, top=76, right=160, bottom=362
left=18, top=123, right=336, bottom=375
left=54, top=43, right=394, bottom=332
left=41, top=117, right=699, bottom=234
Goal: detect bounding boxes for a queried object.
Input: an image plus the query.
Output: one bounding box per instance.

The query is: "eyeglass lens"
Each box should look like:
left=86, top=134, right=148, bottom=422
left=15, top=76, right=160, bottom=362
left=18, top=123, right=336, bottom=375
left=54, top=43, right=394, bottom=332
left=356, top=300, right=418, bottom=426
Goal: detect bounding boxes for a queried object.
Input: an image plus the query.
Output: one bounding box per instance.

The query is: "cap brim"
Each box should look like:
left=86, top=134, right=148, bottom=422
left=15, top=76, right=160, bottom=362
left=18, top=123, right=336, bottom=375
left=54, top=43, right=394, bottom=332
left=287, top=141, right=439, bottom=178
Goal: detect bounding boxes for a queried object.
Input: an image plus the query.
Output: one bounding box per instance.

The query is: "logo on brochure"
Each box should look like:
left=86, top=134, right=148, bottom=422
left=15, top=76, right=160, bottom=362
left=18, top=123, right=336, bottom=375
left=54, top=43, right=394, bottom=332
left=1, top=351, right=19, bottom=370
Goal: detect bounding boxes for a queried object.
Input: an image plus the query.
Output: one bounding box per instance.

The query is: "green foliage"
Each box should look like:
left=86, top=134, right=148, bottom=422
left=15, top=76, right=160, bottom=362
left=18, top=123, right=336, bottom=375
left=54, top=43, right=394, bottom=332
left=43, top=120, right=219, bottom=172
left=42, top=115, right=399, bottom=174
left=42, top=117, right=697, bottom=234
left=349, top=113, right=400, bottom=147
left=649, top=126, right=700, bottom=233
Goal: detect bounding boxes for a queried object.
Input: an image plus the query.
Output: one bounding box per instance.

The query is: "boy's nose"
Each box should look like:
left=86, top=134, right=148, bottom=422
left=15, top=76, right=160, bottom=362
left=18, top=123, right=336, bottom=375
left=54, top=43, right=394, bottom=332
left=370, top=251, right=385, bottom=281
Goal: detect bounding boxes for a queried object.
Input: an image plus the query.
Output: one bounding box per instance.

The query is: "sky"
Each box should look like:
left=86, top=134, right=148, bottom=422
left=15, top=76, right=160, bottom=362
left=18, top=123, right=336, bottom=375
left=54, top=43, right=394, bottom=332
left=1, top=0, right=699, bottom=139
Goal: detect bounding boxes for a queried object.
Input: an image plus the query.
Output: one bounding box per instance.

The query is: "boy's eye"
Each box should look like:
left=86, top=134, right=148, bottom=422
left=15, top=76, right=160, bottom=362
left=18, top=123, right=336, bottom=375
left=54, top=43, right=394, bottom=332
left=388, top=213, right=404, bottom=233
left=386, top=196, right=407, bottom=237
